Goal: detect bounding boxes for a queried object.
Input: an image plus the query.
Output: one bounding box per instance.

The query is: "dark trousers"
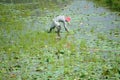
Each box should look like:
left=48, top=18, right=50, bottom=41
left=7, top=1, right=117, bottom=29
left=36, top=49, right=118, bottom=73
left=49, top=26, right=61, bottom=37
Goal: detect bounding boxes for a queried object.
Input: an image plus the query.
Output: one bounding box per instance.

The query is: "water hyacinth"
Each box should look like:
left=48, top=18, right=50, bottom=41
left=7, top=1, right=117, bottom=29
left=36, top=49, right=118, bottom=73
left=0, top=0, right=120, bottom=80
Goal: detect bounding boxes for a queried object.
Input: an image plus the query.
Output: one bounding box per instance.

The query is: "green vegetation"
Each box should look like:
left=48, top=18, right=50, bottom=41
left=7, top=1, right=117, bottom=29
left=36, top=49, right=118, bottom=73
left=91, top=0, right=120, bottom=11
left=0, top=0, right=120, bottom=80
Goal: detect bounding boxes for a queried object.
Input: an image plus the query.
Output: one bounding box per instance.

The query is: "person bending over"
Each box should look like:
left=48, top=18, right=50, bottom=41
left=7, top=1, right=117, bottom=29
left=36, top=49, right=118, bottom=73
left=48, top=15, right=71, bottom=37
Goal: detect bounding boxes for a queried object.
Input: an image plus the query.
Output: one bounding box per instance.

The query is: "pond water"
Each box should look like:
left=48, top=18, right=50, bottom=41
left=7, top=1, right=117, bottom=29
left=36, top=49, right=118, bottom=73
left=61, top=0, right=120, bottom=33
left=30, top=0, right=120, bottom=44
left=0, top=0, right=120, bottom=79
left=0, top=0, right=119, bottom=58
left=19, top=0, right=120, bottom=56
left=6, top=0, right=119, bottom=51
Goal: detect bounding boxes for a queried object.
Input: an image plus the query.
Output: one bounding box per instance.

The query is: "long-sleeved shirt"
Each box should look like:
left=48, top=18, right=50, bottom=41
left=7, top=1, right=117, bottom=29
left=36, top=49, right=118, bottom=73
left=52, top=15, right=68, bottom=31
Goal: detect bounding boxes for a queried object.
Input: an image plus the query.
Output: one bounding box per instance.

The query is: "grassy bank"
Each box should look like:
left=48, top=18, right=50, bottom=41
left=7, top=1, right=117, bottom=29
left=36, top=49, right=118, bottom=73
left=91, top=0, right=120, bottom=11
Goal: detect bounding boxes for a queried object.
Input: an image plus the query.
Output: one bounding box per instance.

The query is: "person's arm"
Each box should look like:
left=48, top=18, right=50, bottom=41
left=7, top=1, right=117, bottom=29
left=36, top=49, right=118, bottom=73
left=63, top=21, right=69, bottom=32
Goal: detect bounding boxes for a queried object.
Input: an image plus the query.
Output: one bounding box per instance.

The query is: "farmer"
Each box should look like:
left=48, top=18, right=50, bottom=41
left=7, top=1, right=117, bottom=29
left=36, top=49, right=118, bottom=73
left=48, top=15, right=71, bottom=37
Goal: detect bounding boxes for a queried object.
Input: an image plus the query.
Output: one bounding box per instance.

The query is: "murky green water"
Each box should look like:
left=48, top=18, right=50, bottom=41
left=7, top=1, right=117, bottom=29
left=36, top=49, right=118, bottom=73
left=0, top=0, right=120, bottom=80
left=61, top=0, right=120, bottom=47
left=33, top=0, right=120, bottom=48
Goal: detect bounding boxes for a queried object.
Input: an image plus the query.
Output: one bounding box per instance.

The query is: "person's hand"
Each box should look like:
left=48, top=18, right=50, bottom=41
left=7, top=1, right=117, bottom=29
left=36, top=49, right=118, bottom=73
left=67, top=30, right=69, bottom=33
left=68, top=22, right=71, bottom=25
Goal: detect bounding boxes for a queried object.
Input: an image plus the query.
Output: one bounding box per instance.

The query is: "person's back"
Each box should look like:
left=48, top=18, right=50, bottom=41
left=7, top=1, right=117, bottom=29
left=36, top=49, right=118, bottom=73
left=53, top=15, right=66, bottom=22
